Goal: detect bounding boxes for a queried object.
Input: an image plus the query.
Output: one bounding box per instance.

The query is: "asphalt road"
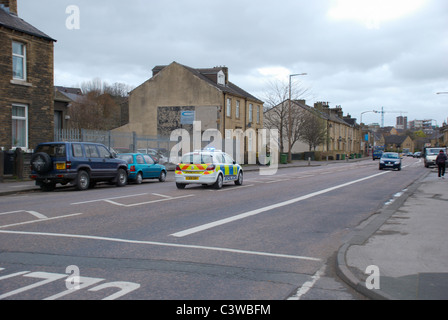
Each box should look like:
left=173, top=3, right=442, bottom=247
left=0, top=156, right=427, bottom=301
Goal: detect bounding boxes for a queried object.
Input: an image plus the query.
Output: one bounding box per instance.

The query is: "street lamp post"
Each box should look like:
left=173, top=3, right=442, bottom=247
left=436, top=92, right=447, bottom=146
left=360, top=110, right=379, bottom=125
left=360, top=110, right=379, bottom=157
left=288, top=73, right=307, bottom=163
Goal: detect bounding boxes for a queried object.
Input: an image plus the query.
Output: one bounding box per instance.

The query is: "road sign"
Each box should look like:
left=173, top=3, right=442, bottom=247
left=180, top=111, right=195, bottom=125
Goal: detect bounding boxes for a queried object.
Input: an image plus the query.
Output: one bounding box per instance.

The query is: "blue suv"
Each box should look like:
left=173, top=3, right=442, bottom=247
left=30, top=142, right=129, bottom=191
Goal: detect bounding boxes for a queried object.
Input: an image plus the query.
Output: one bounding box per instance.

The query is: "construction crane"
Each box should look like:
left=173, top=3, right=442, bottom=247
left=378, top=107, right=408, bottom=127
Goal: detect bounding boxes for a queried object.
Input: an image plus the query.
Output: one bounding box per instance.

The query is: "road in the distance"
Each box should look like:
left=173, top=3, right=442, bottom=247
left=0, top=157, right=426, bottom=300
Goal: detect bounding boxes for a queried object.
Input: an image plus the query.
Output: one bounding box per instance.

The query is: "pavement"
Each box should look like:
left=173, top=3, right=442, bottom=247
left=1, top=159, right=447, bottom=300
left=337, top=168, right=448, bottom=300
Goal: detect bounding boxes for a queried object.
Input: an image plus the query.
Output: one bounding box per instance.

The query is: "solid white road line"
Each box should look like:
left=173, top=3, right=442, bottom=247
left=171, top=171, right=390, bottom=238
left=0, top=229, right=321, bottom=262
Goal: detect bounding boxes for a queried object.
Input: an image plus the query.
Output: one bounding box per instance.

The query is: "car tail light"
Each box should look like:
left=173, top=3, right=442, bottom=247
left=206, top=164, right=215, bottom=171
left=66, top=161, right=72, bottom=169
left=176, top=165, right=181, bottom=171
left=130, top=165, right=136, bottom=172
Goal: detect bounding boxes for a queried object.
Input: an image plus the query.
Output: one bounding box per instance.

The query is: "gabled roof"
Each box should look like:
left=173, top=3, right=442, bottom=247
left=291, top=100, right=355, bottom=127
left=291, top=99, right=329, bottom=120
left=152, top=62, right=263, bottom=104
left=0, top=8, right=55, bottom=42
left=384, top=135, right=409, bottom=144
left=54, top=86, right=83, bottom=102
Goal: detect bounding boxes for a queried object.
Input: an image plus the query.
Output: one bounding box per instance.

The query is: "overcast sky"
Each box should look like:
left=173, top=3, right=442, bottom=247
left=19, top=0, right=448, bottom=127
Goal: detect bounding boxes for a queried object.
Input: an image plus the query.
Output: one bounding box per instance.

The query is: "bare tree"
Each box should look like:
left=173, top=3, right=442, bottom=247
left=300, top=109, right=327, bottom=151
left=262, top=79, right=311, bottom=154
left=69, top=78, right=133, bottom=130
left=79, top=78, right=133, bottom=97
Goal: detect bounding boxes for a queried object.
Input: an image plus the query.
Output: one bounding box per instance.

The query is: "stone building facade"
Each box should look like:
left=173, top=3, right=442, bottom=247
left=264, top=100, right=362, bottom=158
left=0, top=0, right=56, bottom=151
left=115, top=62, right=264, bottom=158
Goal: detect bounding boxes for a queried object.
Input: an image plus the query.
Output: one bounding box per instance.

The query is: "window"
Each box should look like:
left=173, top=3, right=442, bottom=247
left=85, top=145, right=99, bottom=158
left=136, top=154, right=145, bottom=164
left=223, top=153, right=234, bottom=164
left=72, top=144, right=84, bottom=157
left=257, top=105, right=260, bottom=124
left=217, top=70, right=225, bottom=85
left=226, top=98, right=232, bottom=117
left=236, top=101, right=240, bottom=119
left=12, top=104, right=28, bottom=148
left=36, top=144, right=65, bottom=157
left=97, top=145, right=111, bottom=158
left=249, top=104, right=253, bottom=123
left=117, top=154, right=133, bottom=164
left=143, top=155, right=154, bottom=164
left=12, top=41, right=26, bottom=80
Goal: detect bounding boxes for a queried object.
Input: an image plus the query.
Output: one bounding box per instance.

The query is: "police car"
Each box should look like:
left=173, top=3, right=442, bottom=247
left=175, top=149, right=243, bottom=189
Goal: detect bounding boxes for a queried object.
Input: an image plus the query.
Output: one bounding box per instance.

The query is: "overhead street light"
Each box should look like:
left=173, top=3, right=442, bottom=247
left=360, top=110, right=379, bottom=125
left=288, top=73, right=308, bottom=163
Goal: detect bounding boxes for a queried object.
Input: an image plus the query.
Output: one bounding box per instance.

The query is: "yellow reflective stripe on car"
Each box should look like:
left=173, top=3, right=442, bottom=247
left=178, top=163, right=210, bottom=171
left=176, top=163, right=214, bottom=175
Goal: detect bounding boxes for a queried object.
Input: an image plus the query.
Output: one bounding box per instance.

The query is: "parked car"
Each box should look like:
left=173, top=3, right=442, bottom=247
left=117, top=153, right=167, bottom=184
left=372, top=148, right=383, bottom=160
left=379, top=152, right=402, bottom=171
left=137, top=148, right=169, bottom=164
left=413, top=152, right=422, bottom=158
left=424, top=147, right=447, bottom=168
left=30, top=142, right=128, bottom=191
left=175, top=148, right=243, bottom=189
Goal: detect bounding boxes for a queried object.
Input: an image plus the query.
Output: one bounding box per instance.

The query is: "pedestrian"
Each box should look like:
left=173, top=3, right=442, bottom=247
left=435, top=149, right=447, bottom=178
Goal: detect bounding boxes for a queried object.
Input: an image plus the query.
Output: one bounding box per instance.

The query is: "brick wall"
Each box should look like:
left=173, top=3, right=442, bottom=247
left=0, top=0, right=17, bottom=15
left=0, top=27, right=55, bottom=151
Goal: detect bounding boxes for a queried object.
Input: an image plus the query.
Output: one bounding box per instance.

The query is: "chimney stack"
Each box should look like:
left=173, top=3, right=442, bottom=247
left=0, top=0, right=18, bottom=15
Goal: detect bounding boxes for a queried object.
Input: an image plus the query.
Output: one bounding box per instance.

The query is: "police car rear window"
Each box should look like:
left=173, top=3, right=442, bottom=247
left=181, top=154, right=214, bottom=164
left=36, top=144, right=66, bottom=157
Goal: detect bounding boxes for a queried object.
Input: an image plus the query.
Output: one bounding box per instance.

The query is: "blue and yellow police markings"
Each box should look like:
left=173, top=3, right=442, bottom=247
left=216, top=164, right=240, bottom=181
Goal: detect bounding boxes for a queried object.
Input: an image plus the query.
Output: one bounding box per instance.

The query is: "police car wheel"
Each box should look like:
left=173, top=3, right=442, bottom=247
left=235, top=171, right=243, bottom=185
left=213, top=174, right=223, bottom=189
left=176, top=183, right=186, bottom=189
